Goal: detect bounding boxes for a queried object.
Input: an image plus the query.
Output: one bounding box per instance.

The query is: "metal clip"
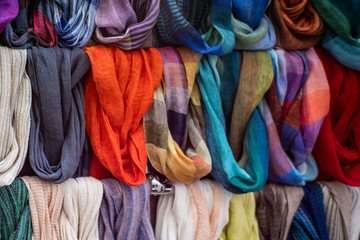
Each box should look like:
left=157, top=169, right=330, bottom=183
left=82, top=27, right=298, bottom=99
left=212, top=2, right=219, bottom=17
left=148, top=174, right=174, bottom=196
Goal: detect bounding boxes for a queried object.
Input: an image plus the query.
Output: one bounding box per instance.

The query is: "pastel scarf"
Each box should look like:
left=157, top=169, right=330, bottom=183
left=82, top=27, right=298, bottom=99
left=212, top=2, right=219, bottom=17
left=271, top=0, right=323, bottom=50
left=349, top=187, right=360, bottom=240
left=197, top=51, right=271, bottom=193
left=0, top=178, right=32, bottom=240
left=0, top=0, right=58, bottom=48
left=0, top=0, right=18, bottom=33
left=155, top=180, right=231, bottom=240
left=84, top=45, right=162, bottom=186
left=287, top=182, right=329, bottom=240
left=219, top=193, right=259, bottom=240
left=144, top=47, right=211, bottom=184
left=59, top=177, right=103, bottom=240
left=93, top=0, right=159, bottom=50
left=311, top=0, right=360, bottom=70
left=255, top=183, right=304, bottom=240
left=39, top=0, right=98, bottom=47
left=21, top=176, right=64, bottom=240
left=155, top=0, right=234, bottom=55
left=264, top=47, right=329, bottom=185
left=312, top=48, right=360, bottom=185
left=0, top=47, right=31, bottom=186
left=27, top=47, right=90, bottom=183
left=99, top=178, right=154, bottom=240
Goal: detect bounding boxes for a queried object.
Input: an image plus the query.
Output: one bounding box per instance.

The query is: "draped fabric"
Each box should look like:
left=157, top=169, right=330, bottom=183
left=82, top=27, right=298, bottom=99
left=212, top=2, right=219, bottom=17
left=155, top=0, right=234, bottom=55
left=219, top=193, right=259, bottom=240
left=197, top=51, right=271, bottom=193
left=312, top=48, right=360, bottom=186
left=0, top=0, right=18, bottom=33
left=349, top=187, right=360, bottom=240
left=155, top=180, right=231, bottom=240
left=255, top=183, right=304, bottom=240
left=271, top=0, right=323, bottom=50
left=311, top=0, right=360, bottom=70
left=144, top=47, right=211, bottom=184
left=0, top=47, right=31, bottom=186
left=21, top=176, right=64, bottom=240
left=319, top=181, right=351, bottom=240
left=93, top=0, right=159, bottom=50
left=0, top=178, right=32, bottom=240
left=59, top=177, right=103, bottom=240
left=287, top=182, right=329, bottom=240
left=99, top=178, right=154, bottom=240
left=84, top=45, right=162, bottom=186
left=0, top=0, right=58, bottom=48
left=27, top=47, right=90, bottom=183
left=39, top=0, right=98, bottom=47
left=265, top=47, right=329, bottom=185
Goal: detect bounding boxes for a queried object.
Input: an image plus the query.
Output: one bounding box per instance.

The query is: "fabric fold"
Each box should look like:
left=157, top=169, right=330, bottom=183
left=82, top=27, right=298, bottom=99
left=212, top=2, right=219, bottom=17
left=84, top=45, right=162, bottom=186
left=0, top=0, right=18, bottom=33
left=349, top=187, right=360, bottom=240
left=27, top=47, right=90, bottom=183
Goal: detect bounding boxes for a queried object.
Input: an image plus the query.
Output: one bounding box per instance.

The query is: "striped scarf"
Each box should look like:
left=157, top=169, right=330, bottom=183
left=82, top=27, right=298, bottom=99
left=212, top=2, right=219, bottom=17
left=349, top=187, right=360, bottom=240
left=99, top=178, right=154, bottom=240
left=0, top=0, right=18, bottom=33
left=0, top=47, right=31, bottom=186
left=93, top=0, right=159, bottom=50
left=144, top=47, right=211, bottom=184
left=265, top=47, right=329, bottom=185
left=0, top=178, right=32, bottom=240
left=155, top=0, right=234, bottom=55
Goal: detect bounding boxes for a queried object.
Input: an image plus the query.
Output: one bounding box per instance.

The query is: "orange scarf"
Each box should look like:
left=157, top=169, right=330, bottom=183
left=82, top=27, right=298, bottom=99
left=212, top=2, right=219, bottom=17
left=83, top=45, right=162, bottom=186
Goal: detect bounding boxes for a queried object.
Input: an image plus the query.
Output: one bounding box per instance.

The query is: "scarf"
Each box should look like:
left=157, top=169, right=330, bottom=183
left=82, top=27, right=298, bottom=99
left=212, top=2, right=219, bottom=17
left=99, top=178, right=154, bottom=240
left=311, top=0, right=360, bottom=70
left=197, top=51, right=271, bottom=193
left=0, top=47, right=31, bottom=186
left=59, top=177, right=103, bottom=240
left=0, top=0, right=58, bottom=48
left=39, top=0, right=98, bottom=47
left=271, top=0, right=323, bottom=50
left=319, top=181, right=351, bottom=240
left=349, top=187, right=360, bottom=240
left=0, top=0, right=18, bottom=33
left=265, top=47, right=329, bottom=185
left=0, top=178, right=32, bottom=240
left=27, top=47, right=90, bottom=183
left=287, top=182, right=329, bottom=240
left=21, top=176, right=64, bottom=240
left=255, top=183, right=304, bottom=240
left=84, top=45, right=162, bottom=186
left=155, top=180, right=231, bottom=240
left=312, top=48, right=360, bottom=185
left=219, top=193, right=259, bottom=240
left=93, top=0, right=159, bottom=50
left=144, top=47, right=211, bottom=184
left=155, top=0, right=234, bottom=55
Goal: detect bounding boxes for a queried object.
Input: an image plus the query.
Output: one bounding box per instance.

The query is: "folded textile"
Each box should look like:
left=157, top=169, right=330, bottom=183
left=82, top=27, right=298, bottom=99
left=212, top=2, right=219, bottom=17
left=287, top=182, right=329, bottom=240
left=0, top=0, right=18, bottom=33
left=93, top=0, right=159, bottom=50
left=155, top=180, right=231, bottom=240
left=0, top=178, right=32, bottom=240
left=265, top=47, right=329, bottom=185
left=0, top=0, right=58, bottom=48
left=255, top=183, right=304, bottom=240
left=39, top=0, right=98, bottom=47
left=145, top=47, right=211, bottom=184
left=219, top=193, right=259, bottom=240
left=27, top=47, right=90, bottom=183
left=197, top=51, right=271, bottom=193
left=349, top=187, right=360, bottom=240
left=21, top=176, right=64, bottom=240
left=60, top=177, right=103, bottom=240
left=319, top=181, right=351, bottom=240
left=84, top=45, right=162, bottom=186
left=99, top=178, right=154, bottom=240
left=311, top=0, right=360, bottom=70
left=155, top=0, right=234, bottom=55
left=312, top=48, right=360, bottom=185
left=0, top=47, right=31, bottom=186
left=271, top=0, right=323, bottom=50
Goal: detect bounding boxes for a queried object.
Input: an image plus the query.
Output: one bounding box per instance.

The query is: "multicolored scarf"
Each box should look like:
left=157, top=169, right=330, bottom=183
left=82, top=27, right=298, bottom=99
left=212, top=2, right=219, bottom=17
left=144, top=47, right=212, bottom=184
left=0, top=0, right=18, bottom=33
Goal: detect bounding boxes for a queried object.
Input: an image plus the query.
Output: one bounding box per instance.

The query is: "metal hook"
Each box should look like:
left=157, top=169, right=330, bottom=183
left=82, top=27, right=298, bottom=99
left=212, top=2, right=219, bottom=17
left=148, top=174, right=174, bottom=196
